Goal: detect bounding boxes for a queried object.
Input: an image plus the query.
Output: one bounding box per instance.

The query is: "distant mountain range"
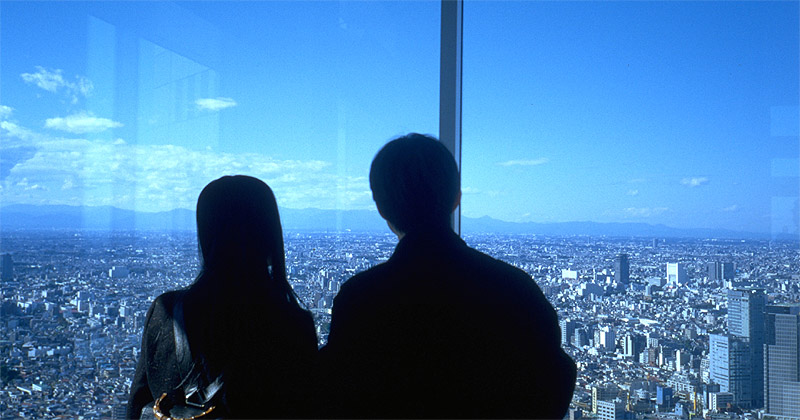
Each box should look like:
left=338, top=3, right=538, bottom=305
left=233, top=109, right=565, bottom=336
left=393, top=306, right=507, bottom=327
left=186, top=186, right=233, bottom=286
left=0, top=204, right=788, bottom=240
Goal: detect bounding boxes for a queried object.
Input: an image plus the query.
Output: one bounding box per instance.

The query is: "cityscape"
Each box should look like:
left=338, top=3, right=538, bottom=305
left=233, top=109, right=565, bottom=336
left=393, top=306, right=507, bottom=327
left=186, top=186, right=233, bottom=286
left=1, top=229, right=799, bottom=419
left=1, top=1, right=797, bottom=419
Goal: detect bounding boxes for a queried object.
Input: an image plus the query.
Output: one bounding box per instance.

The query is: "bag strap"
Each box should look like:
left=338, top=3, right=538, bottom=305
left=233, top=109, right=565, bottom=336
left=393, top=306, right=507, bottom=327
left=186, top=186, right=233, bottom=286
left=171, top=294, right=226, bottom=409
left=172, top=296, right=193, bottom=378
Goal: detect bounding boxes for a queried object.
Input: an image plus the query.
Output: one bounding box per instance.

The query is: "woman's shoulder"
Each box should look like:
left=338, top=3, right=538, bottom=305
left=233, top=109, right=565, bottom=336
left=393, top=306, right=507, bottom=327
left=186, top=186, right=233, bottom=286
left=142, top=289, right=187, bottom=337
left=148, top=289, right=185, bottom=315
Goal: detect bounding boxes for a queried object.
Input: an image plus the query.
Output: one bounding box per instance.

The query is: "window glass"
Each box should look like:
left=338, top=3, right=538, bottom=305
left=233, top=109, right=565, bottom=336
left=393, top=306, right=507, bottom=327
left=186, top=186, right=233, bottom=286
left=463, top=0, right=799, bottom=414
left=0, top=1, right=438, bottom=416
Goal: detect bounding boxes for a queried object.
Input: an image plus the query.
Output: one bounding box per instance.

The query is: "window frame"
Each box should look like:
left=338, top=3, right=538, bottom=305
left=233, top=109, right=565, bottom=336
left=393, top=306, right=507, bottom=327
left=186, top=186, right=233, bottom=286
left=439, top=0, right=464, bottom=235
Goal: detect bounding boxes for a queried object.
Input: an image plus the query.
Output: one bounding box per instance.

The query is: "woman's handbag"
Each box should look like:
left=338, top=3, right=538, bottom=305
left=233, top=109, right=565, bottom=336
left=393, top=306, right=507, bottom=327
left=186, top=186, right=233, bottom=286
left=144, top=299, right=227, bottom=420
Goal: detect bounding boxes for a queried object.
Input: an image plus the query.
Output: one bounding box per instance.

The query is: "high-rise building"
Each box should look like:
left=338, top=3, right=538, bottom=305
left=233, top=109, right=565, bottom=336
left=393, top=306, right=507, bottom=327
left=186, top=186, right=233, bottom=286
left=709, top=333, right=752, bottom=408
left=702, top=383, right=721, bottom=410
left=707, top=262, right=735, bottom=283
left=701, top=357, right=711, bottom=383
left=709, top=392, right=735, bottom=412
left=560, top=319, right=576, bottom=347
left=596, top=399, right=626, bottom=420
left=573, top=327, right=589, bottom=348
left=108, top=265, right=130, bottom=278
left=622, top=333, right=645, bottom=358
left=593, top=325, right=616, bottom=352
left=764, top=305, right=800, bottom=418
left=1, top=253, right=13, bottom=281
left=721, top=262, right=735, bottom=281
left=592, top=384, right=619, bottom=414
left=646, top=335, right=660, bottom=348
left=666, top=262, right=687, bottom=285
left=656, top=385, right=673, bottom=407
left=614, top=253, right=629, bottom=284
left=675, top=349, right=690, bottom=372
left=728, top=288, right=766, bottom=407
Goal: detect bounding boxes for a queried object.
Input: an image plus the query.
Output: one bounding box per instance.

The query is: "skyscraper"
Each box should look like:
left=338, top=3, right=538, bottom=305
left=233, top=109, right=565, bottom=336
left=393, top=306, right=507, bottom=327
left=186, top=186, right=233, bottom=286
left=592, top=384, right=619, bottom=414
left=596, top=399, right=625, bottom=420
left=656, top=385, right=673, bottom=408
left=594, top=326, right=616, bottom=352
left=764, top=305, right=800, bottom=418
left=707, top=262, right=735, bottom=283
left=1, top=253, right=12, bottom=281
left=614, top=253, right=629, bottom=284
left=622, top=333, right=645, bottom=358
left=560, top=319, right=576, bottom=348
left=709, top=333, right=752, bottom=408
left=728, top=288, right=766, bottom=407
left=666, top=262, right=687, bottom=285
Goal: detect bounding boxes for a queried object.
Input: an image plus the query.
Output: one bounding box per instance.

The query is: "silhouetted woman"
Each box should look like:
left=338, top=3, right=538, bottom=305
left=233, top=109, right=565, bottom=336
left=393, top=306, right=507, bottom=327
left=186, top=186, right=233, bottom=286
left=127, top=175, right=317, bottom=418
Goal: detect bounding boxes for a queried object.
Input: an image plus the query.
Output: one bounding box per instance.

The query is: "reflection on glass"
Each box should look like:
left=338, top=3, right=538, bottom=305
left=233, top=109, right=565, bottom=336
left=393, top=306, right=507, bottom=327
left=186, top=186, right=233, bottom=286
left=0, top=1, right=438, bottom=417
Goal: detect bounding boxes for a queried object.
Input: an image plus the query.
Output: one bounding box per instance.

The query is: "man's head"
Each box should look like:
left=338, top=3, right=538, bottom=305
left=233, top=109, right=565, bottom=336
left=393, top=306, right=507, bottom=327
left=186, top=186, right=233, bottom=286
left=369, top=133, right=460, bottom=234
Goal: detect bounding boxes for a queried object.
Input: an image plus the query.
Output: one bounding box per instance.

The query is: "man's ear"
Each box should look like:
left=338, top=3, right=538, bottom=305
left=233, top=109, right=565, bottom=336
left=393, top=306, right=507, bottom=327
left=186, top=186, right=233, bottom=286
left=451, top=190, right=462, bottom=212
left=375, top=198, right=388, bottom=221
left=375, top=199, right=404, bottom=239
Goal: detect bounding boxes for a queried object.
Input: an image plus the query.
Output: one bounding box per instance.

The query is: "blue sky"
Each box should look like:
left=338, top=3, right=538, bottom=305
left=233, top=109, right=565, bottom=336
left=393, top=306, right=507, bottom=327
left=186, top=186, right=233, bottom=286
left=1, top=1, right=798, bottom=234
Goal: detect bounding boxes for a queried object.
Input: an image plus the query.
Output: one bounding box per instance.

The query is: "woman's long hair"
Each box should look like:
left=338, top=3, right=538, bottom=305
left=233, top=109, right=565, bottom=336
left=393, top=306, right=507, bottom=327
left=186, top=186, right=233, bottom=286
left=192, top=175, right=297, bottom=302
left=183, top=175, right=304, bottom=383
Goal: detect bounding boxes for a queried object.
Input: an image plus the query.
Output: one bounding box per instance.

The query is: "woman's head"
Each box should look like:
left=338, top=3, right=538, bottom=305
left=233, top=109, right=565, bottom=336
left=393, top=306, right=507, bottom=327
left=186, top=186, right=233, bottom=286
left=195, top=175, right=288, bottom=294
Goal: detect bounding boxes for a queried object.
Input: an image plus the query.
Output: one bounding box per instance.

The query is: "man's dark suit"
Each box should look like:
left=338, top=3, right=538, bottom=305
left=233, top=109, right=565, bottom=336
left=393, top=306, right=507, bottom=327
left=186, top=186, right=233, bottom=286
left=321, top=227, right=577, bottom=418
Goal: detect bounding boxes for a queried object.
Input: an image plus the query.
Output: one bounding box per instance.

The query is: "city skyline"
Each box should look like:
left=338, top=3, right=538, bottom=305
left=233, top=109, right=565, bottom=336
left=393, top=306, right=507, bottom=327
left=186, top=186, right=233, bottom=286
left=3, top=229, right=799, bottom=417
left=1, top=1, right=798, bottom=235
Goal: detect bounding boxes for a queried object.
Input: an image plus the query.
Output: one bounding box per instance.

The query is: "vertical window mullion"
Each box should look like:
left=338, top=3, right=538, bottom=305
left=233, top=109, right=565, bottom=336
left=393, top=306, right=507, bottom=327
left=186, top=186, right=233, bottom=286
left=439, top=0, right=463, bottom=235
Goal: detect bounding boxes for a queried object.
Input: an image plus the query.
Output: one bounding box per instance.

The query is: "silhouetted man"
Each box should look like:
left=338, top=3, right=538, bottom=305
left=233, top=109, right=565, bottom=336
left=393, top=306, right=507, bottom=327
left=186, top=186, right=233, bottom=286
left=321, top=133, right=576, bottom=418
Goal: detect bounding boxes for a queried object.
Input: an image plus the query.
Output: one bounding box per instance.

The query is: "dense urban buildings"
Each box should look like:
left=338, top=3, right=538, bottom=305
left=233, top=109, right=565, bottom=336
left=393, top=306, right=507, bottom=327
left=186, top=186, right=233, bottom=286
left=1, top=230, right=799, bottom=419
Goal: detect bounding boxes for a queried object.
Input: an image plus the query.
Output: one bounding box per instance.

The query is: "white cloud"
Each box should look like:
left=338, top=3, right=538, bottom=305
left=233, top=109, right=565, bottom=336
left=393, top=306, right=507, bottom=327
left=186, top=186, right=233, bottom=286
left=20, top=66, right=93, bottom=100
left=195, top=97, right=237, bottom=111
left=461, top=186, right=501, bottom=197
left=61, top=177, right=75, bottom=191
left=45, top=112, right=123, bottom=134
left=75, top=77, right=93, bottom=96
left=21, top=67, right=65, bottom=92
left=497, top=158, right=549, bottom=167
left=0, top=105, right=13, bottom=120
left=627, top=189, right=639, bottom=196
left=1, top=127, right=373, bottom=212
left=722, top=204, right=739, bottom=212
left=1, top=121, right=37, bottom=140
left=623, top=207, right=669, bottom=217
left=680, top=177, right=709, bottom=187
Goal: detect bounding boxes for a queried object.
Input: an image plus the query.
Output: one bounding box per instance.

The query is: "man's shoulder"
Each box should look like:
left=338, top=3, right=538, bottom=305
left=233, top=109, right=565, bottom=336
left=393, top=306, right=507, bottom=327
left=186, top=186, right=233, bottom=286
left=339, top=243, right=542, bottom=302
left=462, top=245, right=527, bottom=275
left=459, top=246, right=540, bottom=290
left=336, top=262, right=393, bottom=303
